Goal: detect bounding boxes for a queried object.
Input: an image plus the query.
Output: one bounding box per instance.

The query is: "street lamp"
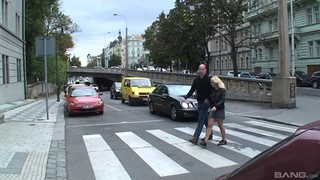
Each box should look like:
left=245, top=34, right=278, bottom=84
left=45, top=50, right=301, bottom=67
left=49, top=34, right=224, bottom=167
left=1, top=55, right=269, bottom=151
left=290, top=0, right=295, bottom=76
left=113, top=13, right=128, bottom=76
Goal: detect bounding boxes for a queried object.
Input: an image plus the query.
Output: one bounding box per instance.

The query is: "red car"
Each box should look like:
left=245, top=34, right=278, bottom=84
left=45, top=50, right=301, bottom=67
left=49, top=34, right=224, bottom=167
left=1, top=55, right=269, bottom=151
left=216, top=120, right=320, bottom=180
left=64, top=86, right=104, bottom=116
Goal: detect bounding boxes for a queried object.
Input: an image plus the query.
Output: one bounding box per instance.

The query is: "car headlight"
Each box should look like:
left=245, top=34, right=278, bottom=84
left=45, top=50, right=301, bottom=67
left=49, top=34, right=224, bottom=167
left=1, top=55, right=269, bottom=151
left=181, top=101, right=195, bottom=108
left=96, top=100, right=103, bottom=105
left=69, top=102, right=77, bottom=106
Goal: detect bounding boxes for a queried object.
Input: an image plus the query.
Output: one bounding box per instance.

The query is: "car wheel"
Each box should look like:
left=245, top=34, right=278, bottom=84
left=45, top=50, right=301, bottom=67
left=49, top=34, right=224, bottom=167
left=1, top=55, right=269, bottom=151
left=313, top=81, right=319, bottom=89
left=129, top=96, right=133, bottom=106
left=149, top=101, right=156, bottom=114
left=170, top=106, right=178, bottom=121
left=121, top=94, right=125, bottom=103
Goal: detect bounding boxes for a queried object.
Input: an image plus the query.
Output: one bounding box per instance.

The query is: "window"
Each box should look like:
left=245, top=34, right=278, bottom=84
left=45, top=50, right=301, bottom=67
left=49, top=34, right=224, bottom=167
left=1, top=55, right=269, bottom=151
left=268, top=20, right=273, bottom=32
left=314, top=6, right=320, bottom=23
left=269, top=48, right=274, bottom=61
left=316, top=40, right=320, bottom=57
left=17, top=59, right=22, bottom=82
left=288, top=12, right=295, bottom=27
left=273, top=18, right=278, bottom=31
left=16, top=13, right=21, bottom=36
left=2, top=0, right=8, bottom=26
left=2, top=55, right=9, bottom=84
left=259, top=49, right=263, bottom=61
left=308, top=41, right=314, bottom=57
left=307, top=8, right=312, bottom=24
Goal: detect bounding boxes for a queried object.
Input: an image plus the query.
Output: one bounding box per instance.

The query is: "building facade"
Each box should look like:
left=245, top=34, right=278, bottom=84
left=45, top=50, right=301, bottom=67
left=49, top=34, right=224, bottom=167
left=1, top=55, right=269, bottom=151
left=208, top=0, right=320, bottom=76
left=247, top=0, right=320, bottom=75
left=0, top=0, right=26, bottom=104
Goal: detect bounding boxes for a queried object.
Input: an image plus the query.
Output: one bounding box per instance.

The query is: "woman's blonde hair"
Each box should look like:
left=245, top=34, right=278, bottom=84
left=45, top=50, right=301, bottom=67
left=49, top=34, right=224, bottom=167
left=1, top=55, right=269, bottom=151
left=211, top=76, right=226, bottom=89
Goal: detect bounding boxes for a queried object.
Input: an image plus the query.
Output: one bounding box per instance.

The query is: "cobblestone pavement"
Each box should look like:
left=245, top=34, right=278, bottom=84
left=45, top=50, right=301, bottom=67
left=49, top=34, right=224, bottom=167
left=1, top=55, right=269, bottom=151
left=0, top=97, right=67, bottom=180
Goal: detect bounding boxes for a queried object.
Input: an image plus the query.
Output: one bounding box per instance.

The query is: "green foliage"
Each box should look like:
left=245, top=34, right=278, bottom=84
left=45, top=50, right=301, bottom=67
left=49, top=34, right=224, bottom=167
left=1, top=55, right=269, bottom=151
left=69, top=56, right=81, bottom=67
left=144, top=0, right=256, bottom=75
left=109, top=54, right=121, bottom=67
left=25, top=0, right=80, bottom=83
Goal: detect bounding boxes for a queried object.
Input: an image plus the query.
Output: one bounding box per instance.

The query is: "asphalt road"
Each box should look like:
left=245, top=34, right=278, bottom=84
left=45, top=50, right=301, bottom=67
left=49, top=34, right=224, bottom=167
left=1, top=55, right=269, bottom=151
left=64, top=91, right=298, bottom=180
left=297, top=86, right=320, bottom=97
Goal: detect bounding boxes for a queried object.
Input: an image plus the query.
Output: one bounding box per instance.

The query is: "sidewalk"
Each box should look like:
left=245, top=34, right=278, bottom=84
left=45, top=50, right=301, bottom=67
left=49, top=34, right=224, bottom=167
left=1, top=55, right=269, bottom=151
left=0, top=96, right=66, bottom=180
left=0, top=95, right=318, bottom=179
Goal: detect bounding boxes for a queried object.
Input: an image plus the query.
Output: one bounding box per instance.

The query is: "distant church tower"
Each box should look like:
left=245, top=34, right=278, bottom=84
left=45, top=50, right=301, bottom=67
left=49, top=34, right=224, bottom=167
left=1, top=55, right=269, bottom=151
left=118, top=30, right=122, bottom=42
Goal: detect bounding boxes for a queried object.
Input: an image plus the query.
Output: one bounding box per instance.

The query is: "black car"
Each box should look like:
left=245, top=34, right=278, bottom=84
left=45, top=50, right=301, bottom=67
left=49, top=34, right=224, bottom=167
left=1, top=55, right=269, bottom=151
left=310, top=71, right=320, bottom=89
left=293, top=70, right=311, bottom=87
left=148, top=84, right=198, bottom=121
left=255, top=72, right=277, bottom=79
left=110, top=82, right=121, bottom=99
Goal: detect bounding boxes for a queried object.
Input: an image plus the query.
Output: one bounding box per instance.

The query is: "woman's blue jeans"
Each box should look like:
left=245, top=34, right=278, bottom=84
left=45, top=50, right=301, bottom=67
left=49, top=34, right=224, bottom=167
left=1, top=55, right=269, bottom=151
left=193, top=102, right=209, bottom=138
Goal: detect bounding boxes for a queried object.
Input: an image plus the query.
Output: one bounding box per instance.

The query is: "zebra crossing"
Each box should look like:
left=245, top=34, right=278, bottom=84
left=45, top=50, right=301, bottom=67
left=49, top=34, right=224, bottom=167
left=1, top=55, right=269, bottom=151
left=82, top=120, right=297, bottom=180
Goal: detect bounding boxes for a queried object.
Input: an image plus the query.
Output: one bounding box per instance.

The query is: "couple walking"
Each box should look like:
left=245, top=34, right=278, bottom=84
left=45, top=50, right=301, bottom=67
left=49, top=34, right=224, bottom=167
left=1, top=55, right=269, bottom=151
left=184, top=63, right=227, bottom=147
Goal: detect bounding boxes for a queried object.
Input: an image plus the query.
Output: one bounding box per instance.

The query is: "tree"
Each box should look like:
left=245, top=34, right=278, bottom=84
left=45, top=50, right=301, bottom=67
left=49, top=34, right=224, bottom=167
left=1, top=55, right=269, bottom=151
left=211, top=0, right=258, bottom=77
left=109, top=54, right=121, bottom=67
left=25, top=0, right=80, bottom=83
left=69, top=56, right=81, bottom=67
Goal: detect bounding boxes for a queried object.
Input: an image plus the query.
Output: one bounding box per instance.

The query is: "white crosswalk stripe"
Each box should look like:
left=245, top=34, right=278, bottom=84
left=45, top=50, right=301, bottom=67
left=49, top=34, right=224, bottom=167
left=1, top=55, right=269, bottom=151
left=175, top=127, right=262, bottom=158
left=116, top=131, right=189, bottom=177
left=147, top=129, right=237, bottom=168
left=81, top=121, right=296, bottom=179
left=224, top=123, right=288, bottom=139
left=243, top=120, right=297, bottom=133
left=82, top=134, right=131, bottom=180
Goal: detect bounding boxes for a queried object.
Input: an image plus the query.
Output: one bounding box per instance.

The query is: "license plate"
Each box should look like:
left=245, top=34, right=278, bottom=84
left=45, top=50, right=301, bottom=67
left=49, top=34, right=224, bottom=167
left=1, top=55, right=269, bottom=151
left=82, top=105, right=93, bottom=109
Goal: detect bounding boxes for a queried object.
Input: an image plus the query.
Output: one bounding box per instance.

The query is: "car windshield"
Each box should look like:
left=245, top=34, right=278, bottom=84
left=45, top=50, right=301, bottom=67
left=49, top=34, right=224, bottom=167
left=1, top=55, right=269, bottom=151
left=70, top=88, right=97, bottom=97
left=131, top=79, right=152, bottom=87
left=295, top=71, right=308, bottom=77
left=115, top=82, right=121, bottom=89
left=168, top=85, right=192, bottom=96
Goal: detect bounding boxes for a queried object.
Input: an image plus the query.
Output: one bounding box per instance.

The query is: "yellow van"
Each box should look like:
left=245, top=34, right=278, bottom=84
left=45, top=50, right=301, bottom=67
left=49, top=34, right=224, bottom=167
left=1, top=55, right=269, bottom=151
left=120, top=77, right=156, bottom=105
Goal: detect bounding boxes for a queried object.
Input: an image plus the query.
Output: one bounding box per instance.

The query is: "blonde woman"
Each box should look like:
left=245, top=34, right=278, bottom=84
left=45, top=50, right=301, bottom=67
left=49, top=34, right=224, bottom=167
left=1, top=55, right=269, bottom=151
left=200, top=76, right=227, bottom=147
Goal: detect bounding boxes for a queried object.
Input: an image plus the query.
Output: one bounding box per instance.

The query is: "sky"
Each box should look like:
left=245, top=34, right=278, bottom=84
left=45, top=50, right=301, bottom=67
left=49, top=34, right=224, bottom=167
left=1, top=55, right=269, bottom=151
left=61, top=0, right=176, bottom=66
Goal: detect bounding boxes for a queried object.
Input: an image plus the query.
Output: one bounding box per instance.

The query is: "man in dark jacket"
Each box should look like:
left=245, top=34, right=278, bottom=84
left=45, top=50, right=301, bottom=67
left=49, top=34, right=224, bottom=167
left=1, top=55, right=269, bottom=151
left=184, top=63, right=212, bottom=144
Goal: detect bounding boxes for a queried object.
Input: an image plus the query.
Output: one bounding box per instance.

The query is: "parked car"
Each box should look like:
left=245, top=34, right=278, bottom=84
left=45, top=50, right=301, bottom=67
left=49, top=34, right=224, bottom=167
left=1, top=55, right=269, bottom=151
left=293, top=70, right=311, bottom=87
left=180, top=69, right=191, bottom=74
left=309, top=71, right=320, bottom=89
left=215, top=119, right=320, bottom=180
left=64, top=86, right=104, bottom=116
left=227, top=71, right=241, bottom=77
left=110, top=82, right=121, bottom=99
left=255, top=72, right=277, bottom=79
left=148, top=84, right=198, bottom=121
left=120, top=77, right=156, bottom=105
left=240, top=72, right=256, bottom=78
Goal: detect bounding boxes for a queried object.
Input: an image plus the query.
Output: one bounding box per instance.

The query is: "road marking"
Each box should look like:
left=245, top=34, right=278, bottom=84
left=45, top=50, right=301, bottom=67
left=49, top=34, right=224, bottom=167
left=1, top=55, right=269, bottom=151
left=105, top=104, right=122, bottom=111
left=82, top=134, right=131, bottom=180
left=68, top=119, right=164, bottom=128
left=224, top=123, right=288, bottom=139
left=147, top=129, right=237, bottom=168
left=213, top=126, right=277, bottom=147
left=175, top=127, right=261, bottom=158
left=244, top=121, right=297, bottom=133
left=116, top=131, right=189, bottom=177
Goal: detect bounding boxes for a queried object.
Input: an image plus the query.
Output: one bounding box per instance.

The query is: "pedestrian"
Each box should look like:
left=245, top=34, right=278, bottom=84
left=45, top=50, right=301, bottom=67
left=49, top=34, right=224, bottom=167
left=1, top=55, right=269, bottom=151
left=184, top=63, right=212, bottom=145
left=200, top=75, right=227, bottom=147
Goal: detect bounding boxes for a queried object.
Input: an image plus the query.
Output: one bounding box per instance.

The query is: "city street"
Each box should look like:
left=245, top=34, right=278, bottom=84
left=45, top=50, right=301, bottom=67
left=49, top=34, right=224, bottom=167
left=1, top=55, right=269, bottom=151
left=65, top=92, right=297, bottom=180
